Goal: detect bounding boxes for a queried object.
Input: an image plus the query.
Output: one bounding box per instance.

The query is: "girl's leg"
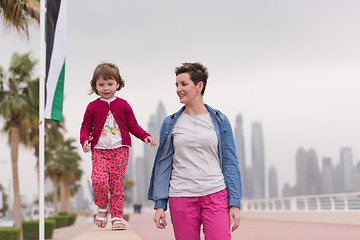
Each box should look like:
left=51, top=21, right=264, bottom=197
left=169, top=197, right=202, bottom=240
left=91, top=149, right=110, bottom=210
left=200, top=189, right=231, bottom=240
left=108, top=147, right=129, bottom=219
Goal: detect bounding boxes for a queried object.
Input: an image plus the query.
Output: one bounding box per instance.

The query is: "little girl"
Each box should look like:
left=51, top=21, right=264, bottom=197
left=80, top=63, right=156, bottom=230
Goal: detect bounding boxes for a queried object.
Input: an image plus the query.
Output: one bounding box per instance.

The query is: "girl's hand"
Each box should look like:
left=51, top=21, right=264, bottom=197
left=145, top=136, right=157, bottom=147
left=82, top=137, right=93, bottom=153
left=229, top=206, right=241, bottom=232
left=154, top=208, right=167, bottom=229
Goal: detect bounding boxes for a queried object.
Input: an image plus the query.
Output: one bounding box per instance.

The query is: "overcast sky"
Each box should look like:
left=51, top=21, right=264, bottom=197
left=1, top=0, right=360, bottom=202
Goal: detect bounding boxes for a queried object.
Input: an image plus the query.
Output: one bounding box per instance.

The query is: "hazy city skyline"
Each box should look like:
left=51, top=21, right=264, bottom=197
left=1, top=0, right=360, bottom=202
left=125, top=101, right=360, bottom=206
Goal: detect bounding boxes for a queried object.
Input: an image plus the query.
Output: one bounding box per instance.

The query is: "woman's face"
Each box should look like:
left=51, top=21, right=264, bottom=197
left=175, top=73, right=201, bottom=105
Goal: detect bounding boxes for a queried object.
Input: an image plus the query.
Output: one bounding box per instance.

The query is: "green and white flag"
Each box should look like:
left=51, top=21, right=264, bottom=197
left=44, top=0, right=67, bottom=122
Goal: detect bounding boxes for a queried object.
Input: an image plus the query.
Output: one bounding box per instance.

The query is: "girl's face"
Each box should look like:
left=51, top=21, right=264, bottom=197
left=95, top=76, right=119, bottom=99
left=175, top=73, right=202, bottom=105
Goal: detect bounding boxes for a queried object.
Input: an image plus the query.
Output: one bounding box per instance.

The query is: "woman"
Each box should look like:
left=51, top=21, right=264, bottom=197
left=148, top=62, right=242, bottom=240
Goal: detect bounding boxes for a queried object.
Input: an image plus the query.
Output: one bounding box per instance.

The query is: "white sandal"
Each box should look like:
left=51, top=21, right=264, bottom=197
left=95, top=208, right=108, bottom=228
left=111, top=217, right=126, bottom=231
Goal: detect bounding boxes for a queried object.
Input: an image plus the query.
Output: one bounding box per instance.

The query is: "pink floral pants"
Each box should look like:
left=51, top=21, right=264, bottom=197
left=91, top=147, right=129, bottom=218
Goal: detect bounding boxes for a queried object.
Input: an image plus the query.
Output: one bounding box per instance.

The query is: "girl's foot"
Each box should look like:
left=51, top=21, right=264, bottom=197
left=95, top=208, right=108, bottom=228
left=111, top=217, right=126, bottom=230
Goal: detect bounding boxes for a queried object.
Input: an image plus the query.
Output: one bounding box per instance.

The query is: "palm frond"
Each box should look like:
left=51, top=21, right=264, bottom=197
left=0, top=0, right=40, bottom=37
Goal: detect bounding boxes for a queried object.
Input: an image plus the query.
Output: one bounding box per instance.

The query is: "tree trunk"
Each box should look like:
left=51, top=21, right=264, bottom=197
left=59, top=180, right=66, bottom=212
left=10, top=126, right=23, bottom=240
left=65, top=184, right=71, bottom=212
left=52, top=176, right=59, bottom=214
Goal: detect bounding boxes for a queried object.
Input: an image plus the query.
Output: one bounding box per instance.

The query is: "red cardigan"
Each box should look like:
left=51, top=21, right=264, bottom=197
left=80, top=97, right=150, bottom=149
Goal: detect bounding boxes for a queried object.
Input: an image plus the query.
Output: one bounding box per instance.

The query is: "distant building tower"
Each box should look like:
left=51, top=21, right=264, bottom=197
left=125, top=146, right=135, bottom=207
left=234, top=114, right=247, bottom=198
left=282, top=182, right=292, bottom=197
left=340, top=147, right=353, bottom=192
left=143, top=101, right=166, bottom=206
left=73, top=185, right=87, bottom=210
left=321, top=157, right=333, bottom=194
left=307, top=149, right=320, bottom=195
left=144, top=115, right=157, bottom=184
left=332, top=163, right=344, bottom=193
left=268, top=167, right=278, bottom=198
left=251, top=122, right=265, bottom=199
left=134, top=157, right=147, bottom=206
left=295, top=148, right=320, bottom=195
left=354, top=162, right=360, bottom=192
left=245, top=167, right=254, bottom=199
left=295, top=148, right=308, bottom=195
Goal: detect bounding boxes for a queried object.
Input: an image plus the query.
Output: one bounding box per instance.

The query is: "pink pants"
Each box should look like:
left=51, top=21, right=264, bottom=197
left=169, top=188, right=231, bottom=240
left=91, top=147, right=129, bottom=218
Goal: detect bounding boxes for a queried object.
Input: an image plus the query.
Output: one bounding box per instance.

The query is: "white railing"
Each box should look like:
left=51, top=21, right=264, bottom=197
left=242, top=192, right=360, bottom=212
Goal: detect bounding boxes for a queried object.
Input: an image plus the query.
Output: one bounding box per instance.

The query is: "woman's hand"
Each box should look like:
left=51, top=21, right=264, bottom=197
left=145, top=136, right=157, bottom=147
left=154, top=208, right=167, bottom=229
left=229, top=206, right=241, bottom=232
left=82, top=137, right=93, bottom=153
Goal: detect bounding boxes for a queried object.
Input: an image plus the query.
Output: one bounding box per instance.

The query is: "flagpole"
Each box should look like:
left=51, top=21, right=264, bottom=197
left=39, top=1, right=46, bottom=240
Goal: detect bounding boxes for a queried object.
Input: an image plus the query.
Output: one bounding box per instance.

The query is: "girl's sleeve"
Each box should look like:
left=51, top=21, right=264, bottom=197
left=124, top=102, right=151, bottom=141
left=80, top=104, right=93, bottom=146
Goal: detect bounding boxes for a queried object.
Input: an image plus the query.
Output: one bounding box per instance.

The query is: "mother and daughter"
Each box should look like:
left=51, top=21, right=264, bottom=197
left=80, top=62, right=242, bottom=239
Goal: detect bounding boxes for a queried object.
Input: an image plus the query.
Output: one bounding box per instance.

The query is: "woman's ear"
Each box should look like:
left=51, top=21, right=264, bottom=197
left=197, top=81, right=204, bottom=93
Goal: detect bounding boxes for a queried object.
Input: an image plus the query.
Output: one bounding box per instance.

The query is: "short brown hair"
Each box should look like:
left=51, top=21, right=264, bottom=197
left=175, top=62, right=208, bottom=95
left=89, top=63, right=125, bottom=95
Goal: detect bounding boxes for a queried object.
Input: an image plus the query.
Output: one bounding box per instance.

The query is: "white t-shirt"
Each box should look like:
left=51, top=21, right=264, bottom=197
left=94, top=97, right=124, bottom=149
left=169, top=112, right=226, bottom=197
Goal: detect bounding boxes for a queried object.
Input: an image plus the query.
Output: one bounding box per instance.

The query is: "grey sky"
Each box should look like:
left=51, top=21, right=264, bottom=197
left=1, top=0, right=360, bottom=202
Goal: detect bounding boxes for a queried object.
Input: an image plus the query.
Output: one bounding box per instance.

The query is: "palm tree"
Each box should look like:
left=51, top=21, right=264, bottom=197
left=19, top=78, right=40, bottom=179
left=46, top=137, right=82, bottom=213
left=0, top=0, right=40, bottom=37
left=44, top=122, right=64, bottom=214
left=0, top=52, right=38, bottom=240
left=0, top=183, right=9, bottom=216
left=45, top=146, right=61, bottom=214
left=58, top=138, right=82, bottom=212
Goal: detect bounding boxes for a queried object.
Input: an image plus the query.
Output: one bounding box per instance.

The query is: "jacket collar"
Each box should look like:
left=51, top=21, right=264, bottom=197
left=172, top=104, right=219, bottom=119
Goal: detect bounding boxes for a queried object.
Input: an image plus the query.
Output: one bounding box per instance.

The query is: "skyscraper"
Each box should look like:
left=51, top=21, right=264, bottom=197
left=340, top=147, right=353, bottom=192
left=295, top=148, right=308, bottom=195
left=125, top=146, right=135, bottom=207
left=234, top=114, right=247, bottom=198
left=321, top=157, right=334, bottom=194
left=72, top=185, right=87, bottom=210
left=251, top=121, right=265, bottom=199
left=268, top=167, right=278, bottom=198
left=131, top=101, right=167, bottom=207
left=307, top=149, right=320, bottom=195
left=354, top=162, right=360, bottom=192
left=332, top=163, right=344, bottom=193
left=143, top=101, right=166, bottom=200
left=134, top=156, right=147, bottom=206
left=295, top=148, right=320, bottom=195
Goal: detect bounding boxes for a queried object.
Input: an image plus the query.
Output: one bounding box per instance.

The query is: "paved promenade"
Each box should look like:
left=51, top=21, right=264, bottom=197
left=52, top=211, right=360, bottom=240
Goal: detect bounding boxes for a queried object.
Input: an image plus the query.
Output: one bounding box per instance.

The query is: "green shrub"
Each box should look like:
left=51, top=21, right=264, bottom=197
left=58, top=212, right=68, bottom=216
left=48, top=215, right=69, bottom=228
left=22, top=219, right=56, bottom=240
left=67, top=213, right=77, bottom=226
left=0, top=227, right=20, bottom=240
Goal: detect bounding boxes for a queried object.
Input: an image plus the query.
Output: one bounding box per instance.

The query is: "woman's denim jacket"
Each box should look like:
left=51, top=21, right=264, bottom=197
left=147, top=104, right=242, bottom=210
